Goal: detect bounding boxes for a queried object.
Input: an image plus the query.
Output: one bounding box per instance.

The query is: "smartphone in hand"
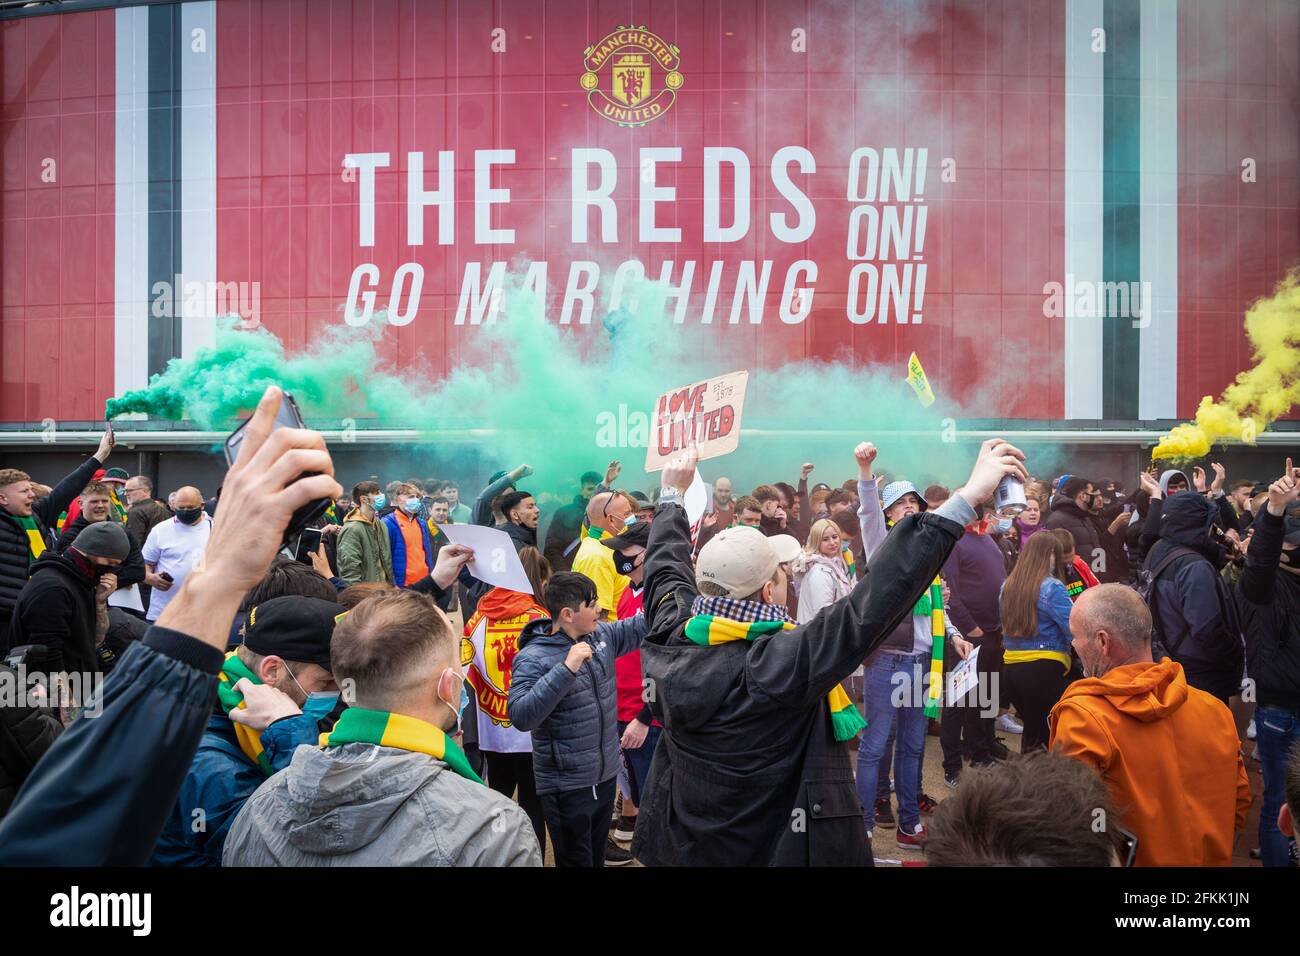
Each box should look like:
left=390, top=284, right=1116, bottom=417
left=223, top=390, right=331, bottom=545
left=294, top=526, right=325, bottom=564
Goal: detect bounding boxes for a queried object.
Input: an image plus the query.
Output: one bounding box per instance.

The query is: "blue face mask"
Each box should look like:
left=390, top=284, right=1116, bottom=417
left=302, top=691, right=340, bottom=721
left=402, top=498, right=422, bottom=515
left=994, top=518, right=1013, bottom=534
left=283, top=666, right=338, bottom=721
left=370, top=493, right=386, bottom=510
left=438, top=669, right=470, bottom=736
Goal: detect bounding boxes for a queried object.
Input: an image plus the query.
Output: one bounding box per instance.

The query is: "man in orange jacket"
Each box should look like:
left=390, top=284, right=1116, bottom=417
left=1050, top=583, right=1250, bottom=866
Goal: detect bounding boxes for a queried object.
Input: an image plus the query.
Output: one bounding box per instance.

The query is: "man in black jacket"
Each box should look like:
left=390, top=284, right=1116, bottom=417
left=1045, top=477, right=1102, bottom=567
left=498, top=490, right=540, bottom=553
left=631, top=438, right=1027, bottom=866
left=1239, top=458, right=1300, bottom=867
left=0, top=429, right=115, bottom=649
left=6, top=521, right=130, bottom=685
left=543, top=469, right=603, bottom=571
left=1145, top=490, right=1244, bottom=704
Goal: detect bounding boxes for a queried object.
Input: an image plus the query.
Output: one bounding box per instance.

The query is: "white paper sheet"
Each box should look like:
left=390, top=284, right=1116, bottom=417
left=108, top=583, right=144, bottom=613
left=435, top=523, right=534, bottom=595
left=684, top=469, right=707, bottom=526
left=945, top=646, right=980, bottom=706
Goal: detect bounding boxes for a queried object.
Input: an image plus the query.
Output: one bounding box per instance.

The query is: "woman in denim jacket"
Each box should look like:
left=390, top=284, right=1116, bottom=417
left=999, top=532, right=1076, bottom=750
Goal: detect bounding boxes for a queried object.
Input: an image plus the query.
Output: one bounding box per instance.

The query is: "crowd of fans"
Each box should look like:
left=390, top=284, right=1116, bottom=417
left=0, top=391, right=1296, bottom=869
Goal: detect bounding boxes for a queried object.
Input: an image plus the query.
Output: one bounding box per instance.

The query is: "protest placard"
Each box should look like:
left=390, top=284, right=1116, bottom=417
left=644, top=369, right=749, bottom=472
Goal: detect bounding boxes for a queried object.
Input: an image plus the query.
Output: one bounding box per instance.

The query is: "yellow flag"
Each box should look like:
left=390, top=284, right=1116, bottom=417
left=906, top=352, right=936, bottom=407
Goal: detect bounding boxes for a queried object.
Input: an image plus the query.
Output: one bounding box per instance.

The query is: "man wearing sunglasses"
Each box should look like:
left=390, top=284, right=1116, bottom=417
left=572, top=491, right=637, bottom=621
left=1051, top=583, right=1250, bottom=866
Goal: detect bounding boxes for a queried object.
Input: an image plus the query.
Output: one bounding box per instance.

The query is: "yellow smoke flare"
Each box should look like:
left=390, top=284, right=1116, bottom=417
left=1152, top=269, right=1300, bottom=461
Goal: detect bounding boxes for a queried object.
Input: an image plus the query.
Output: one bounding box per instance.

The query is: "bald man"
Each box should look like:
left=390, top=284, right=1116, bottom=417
left=697, top=478, right=735, bottom=552
left=1050, top=584, right=1250, bottom=866
left=141, top=486, right=212, bottom=621
left=571, top=491, right=635, bottom=619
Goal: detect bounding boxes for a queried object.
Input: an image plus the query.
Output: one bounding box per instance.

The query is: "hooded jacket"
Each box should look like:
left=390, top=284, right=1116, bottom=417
left=0, top=456, right=102, bottom=628
left=793, top=553, right=854, bottom=624
left=1135, top=472, right=1193, bottom=563
left=507, top=612, right=646, bottom=795
left=1050, top=658, right=1250, bottom=866
left=1144, top=492, right=1244, bottom=702
left=1238, top=508, right=1300, bottom=712
left=222, top=741, right=541, bottom=866
left=336, top=508, right=393, bottom=586
left=632, top=494, right=971, bottom=867
left=4, top=550, right=99, bottom=677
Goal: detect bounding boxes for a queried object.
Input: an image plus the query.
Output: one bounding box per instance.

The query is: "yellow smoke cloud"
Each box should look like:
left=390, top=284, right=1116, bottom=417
left=1152, top=268, right=1300, bottom=461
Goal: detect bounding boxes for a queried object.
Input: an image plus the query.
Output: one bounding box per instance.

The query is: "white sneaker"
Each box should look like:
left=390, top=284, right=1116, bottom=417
left=996, top=713, right=1023, bottom=735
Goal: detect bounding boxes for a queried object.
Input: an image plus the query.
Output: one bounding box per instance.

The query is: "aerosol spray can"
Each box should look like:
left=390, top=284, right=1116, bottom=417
left=994, top=474, right=1028, bottom=518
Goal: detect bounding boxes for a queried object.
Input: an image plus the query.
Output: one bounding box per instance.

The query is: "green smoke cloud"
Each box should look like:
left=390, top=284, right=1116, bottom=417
left=106, top=271, right=1054, bottom=501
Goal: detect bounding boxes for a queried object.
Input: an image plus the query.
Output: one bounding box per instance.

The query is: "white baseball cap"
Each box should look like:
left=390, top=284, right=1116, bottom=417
left=767, top=534, right=803, bottom=565
left=696, top=525, right=780, bottom=599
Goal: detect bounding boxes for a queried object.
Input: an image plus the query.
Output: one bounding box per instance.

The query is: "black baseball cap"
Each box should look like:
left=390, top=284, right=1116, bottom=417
left=599, top=519, right=650, bottom=552
left=599, top=519, right=650, bottom=575
left=244, top=596, right=339, bottom=670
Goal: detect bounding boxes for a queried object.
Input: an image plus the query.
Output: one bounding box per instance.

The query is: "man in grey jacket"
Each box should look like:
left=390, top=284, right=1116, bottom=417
left=223, top=587, right=540, bottom=867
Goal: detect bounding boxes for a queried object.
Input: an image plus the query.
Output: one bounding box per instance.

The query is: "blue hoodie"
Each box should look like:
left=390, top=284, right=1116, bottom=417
left=1146, top=491, right=1243, bottom=702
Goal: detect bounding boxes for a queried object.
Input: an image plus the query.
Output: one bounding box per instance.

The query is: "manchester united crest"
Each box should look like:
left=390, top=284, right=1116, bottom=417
left=581, top=25, right=683, bottom=127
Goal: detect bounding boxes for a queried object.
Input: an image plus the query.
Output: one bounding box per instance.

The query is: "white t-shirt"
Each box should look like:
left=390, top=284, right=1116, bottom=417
left=141, top=515, right=212, bottom=621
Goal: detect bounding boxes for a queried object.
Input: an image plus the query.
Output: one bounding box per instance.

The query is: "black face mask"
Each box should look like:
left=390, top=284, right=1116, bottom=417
left=175, top=507, right=203, bottom=525
left=613, top=550, right=639, bottom=576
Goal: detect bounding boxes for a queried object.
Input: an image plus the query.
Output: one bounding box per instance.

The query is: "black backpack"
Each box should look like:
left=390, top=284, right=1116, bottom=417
left=1134, top=545, right=1203, bottom=658
left=1137, top=544, right=1242, bottom=662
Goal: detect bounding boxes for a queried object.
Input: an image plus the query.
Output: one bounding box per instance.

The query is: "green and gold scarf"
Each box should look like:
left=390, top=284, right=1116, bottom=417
left=922, top=577, right=945, bottom=719
left=320, top=706, right=482, bottom=784
left=216, top=652, right=274, bottom=776
left=17, top=515, right=45, bottom=564
left=683, top=615, right=867, bottom=741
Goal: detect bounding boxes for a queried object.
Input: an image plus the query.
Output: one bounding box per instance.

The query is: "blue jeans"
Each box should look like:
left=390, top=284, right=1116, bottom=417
left=1255, top=706, right=1300, bottom=867
left=875, top=722, right=925, bottom=804
left=856, top=651, right=929, bottom=832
